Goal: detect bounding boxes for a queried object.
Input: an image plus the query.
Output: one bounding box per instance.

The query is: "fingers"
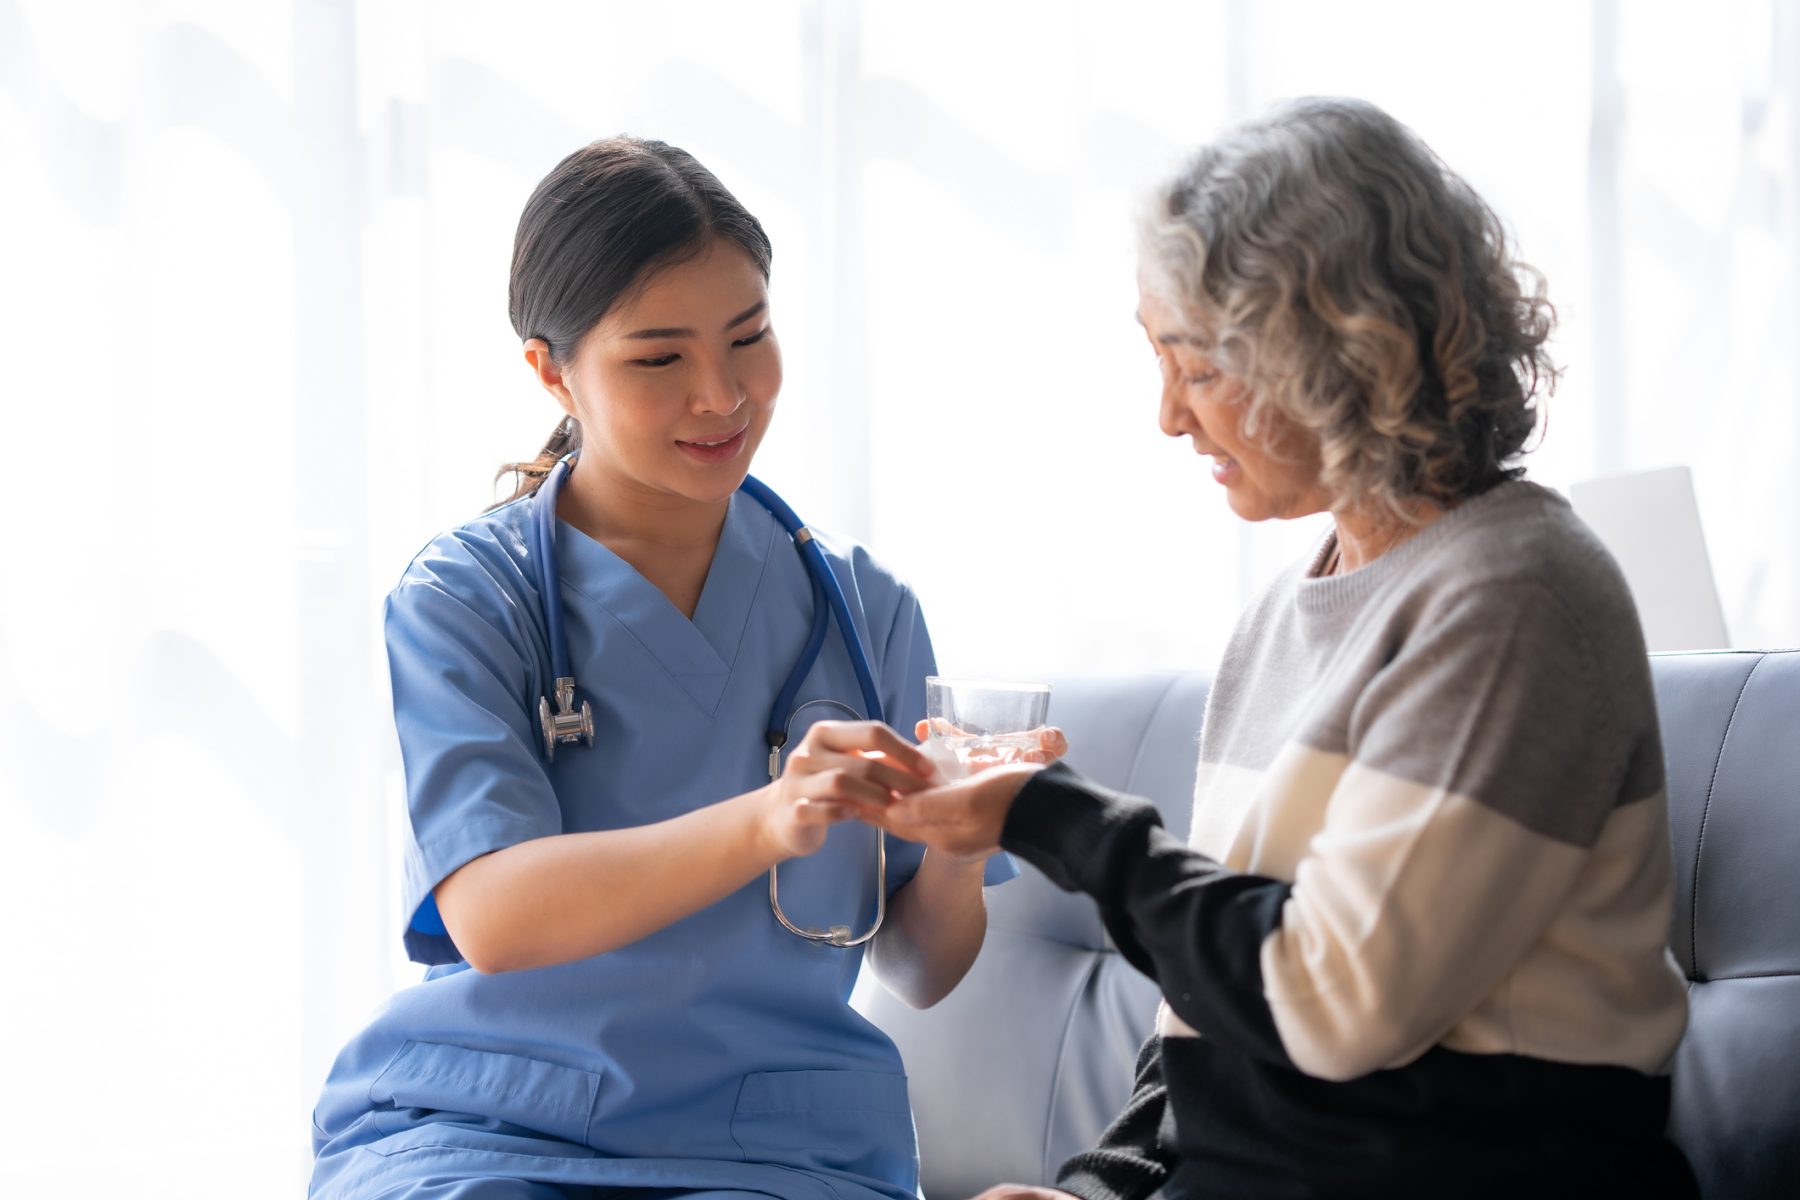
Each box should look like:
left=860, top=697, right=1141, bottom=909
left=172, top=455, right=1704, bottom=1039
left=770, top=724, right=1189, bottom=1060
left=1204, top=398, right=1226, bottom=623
left=774, top=731, right=950, bottom=852
left=789, top=796, right=849, bottom=824
left=802, top=720, right=934, bottom=778
left=922, top=716, right=968, bottom=740
left=793, top=747, right=933, bottom=796
left=850, top=752, right=938, bottom=795
left=801, top=767, right=902, bottom=812
left=882, top=781, right=975, bottom=828
left=1014, top=726, right=1070, bottom=765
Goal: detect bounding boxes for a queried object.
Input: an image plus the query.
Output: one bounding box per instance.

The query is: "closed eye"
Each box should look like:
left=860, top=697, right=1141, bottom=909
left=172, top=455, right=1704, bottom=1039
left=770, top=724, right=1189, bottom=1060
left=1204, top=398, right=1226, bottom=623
left=1185, top=370, right=1219, bottom=386
left=732, top=328, right=769, bottom=348
left=632, top=353, right=679, bottom=368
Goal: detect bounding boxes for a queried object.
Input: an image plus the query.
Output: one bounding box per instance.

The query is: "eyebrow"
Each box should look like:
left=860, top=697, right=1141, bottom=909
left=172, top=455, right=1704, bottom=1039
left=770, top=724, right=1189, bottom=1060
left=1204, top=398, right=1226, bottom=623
left=1133, top=311, right=1192, bottom=347
left=624, top=300, right=767, bottom=341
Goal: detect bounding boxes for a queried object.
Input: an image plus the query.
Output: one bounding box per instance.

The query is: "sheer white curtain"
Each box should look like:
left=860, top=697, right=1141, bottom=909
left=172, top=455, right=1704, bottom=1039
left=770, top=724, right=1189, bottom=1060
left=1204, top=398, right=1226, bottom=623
left=3, top=2, right=1794, bottom=1195
left=3, top=1, right=391, bottom=1192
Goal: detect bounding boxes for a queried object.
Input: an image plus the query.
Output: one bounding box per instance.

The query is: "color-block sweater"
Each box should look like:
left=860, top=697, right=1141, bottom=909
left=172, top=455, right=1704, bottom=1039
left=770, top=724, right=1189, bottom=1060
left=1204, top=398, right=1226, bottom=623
left=1000, top=482, right=1697, bottom=1199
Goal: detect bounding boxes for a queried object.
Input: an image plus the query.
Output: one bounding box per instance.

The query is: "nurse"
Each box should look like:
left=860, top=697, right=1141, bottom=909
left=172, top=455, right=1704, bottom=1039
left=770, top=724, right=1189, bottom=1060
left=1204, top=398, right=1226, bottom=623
left=309, top=136, right=1016, bottom=1200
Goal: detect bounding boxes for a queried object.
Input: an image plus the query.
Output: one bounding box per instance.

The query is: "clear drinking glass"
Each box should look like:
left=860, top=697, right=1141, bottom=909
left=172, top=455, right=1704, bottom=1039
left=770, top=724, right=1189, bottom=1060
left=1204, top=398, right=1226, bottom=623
left=922, top=676, right=1052, bottom=780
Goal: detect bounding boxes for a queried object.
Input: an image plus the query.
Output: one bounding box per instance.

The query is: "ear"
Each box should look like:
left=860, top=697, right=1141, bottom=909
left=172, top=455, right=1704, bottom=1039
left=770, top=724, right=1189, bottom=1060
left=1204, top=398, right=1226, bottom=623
left=523, top=338, right=579, bottom=420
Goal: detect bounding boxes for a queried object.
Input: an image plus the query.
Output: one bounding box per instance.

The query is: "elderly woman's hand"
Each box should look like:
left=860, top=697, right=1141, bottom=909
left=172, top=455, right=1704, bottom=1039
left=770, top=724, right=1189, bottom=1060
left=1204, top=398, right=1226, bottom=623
left=862, top=722, right=1065, bottom=861
left=863, top=762, right=1041, bottom=861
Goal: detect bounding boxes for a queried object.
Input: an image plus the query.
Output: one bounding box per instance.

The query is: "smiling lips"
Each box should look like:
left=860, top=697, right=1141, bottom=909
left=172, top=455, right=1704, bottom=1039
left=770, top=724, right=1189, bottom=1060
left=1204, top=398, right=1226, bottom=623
left=676, top=425, right=749, bottom=464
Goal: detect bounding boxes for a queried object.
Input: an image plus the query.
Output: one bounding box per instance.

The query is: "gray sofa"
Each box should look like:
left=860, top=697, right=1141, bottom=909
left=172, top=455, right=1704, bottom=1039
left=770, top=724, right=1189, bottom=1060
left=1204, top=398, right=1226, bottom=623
left=855, top=651, right=1800, bottom=1199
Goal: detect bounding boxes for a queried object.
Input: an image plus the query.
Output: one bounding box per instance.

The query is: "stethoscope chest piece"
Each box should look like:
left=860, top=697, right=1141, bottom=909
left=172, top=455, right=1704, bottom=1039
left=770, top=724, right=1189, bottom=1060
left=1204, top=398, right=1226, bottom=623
left=539, top=676, right=594, bottom=762
left=531, top=458, right=596, bottom=765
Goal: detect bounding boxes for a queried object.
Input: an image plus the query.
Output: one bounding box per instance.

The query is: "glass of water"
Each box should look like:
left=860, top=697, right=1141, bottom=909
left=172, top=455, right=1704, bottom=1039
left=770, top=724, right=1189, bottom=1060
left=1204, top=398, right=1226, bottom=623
left=922, top=676, right=1053, bottom=780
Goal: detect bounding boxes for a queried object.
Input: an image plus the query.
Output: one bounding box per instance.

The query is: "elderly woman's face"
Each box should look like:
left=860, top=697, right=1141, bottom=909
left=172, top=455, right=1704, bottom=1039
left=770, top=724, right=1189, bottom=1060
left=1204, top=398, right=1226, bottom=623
left=1137, top=288, right=1330, bottom=523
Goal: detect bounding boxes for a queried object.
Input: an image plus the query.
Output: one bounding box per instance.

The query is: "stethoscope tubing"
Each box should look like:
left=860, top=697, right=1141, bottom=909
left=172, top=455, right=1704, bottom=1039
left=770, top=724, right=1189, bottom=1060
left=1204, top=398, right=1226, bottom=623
left=736, top=473, right=884, bottom=728
left=535, top=459, right=576, bottom=682
left=531, top=455, right=887, bottom=948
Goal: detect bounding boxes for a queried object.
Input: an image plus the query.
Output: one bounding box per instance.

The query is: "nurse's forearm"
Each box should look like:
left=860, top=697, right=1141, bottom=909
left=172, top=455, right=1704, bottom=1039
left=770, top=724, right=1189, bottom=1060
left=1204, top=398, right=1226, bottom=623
left=435, top=789, right=789, bottom=973
left=865, top=851, right=988, bottom=1008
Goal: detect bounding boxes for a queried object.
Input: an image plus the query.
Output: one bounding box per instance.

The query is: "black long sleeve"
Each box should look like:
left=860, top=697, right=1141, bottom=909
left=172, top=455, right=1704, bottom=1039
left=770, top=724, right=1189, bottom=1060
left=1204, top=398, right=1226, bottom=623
left=999, top=761, right=1297, bottom=1067
left=997, top=765, right=1696, bottom=1200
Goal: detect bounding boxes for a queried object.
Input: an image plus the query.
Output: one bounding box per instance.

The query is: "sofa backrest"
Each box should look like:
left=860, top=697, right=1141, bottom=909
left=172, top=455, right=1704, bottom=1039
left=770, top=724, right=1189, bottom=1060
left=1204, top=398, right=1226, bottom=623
left=1652, top=649, right=1800, bottom=1198
left=856, top=652, right=1800, bottom=1199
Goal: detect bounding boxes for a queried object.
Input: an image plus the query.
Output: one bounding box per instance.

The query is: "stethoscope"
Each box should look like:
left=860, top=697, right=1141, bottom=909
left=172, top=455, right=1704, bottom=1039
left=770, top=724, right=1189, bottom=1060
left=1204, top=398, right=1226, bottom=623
left=529, top=456, right=887, bottom=948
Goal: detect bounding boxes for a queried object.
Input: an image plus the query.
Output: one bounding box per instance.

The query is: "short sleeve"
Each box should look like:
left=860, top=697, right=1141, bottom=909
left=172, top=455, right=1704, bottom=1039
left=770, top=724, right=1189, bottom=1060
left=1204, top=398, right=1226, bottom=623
left=385, top=571, right=562, bottom=964
left=877, top=585, right=1018, bottom=890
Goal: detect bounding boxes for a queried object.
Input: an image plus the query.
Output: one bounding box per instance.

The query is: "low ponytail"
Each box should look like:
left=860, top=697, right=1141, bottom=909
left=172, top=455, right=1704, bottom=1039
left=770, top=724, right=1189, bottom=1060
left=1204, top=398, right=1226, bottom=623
left=490, top=415, right=582, bottom=510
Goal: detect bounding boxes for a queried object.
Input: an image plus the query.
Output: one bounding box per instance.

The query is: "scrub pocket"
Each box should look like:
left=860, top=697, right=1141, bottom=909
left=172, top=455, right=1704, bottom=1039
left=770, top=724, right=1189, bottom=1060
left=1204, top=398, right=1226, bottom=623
left=368, top=1039, right=602, bottom=1148
left=730, top=1069, right=918, bottom=1195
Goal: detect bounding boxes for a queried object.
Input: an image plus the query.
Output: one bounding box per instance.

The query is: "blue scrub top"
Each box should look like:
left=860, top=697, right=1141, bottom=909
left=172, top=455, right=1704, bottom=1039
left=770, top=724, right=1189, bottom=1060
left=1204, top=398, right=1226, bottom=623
left=310, top=489, right=1014, bottom=1200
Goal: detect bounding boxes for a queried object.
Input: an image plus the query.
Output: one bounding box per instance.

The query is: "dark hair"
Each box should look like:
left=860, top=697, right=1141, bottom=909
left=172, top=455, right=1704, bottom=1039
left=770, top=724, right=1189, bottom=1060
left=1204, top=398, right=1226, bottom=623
left=493, top=136, right=773, bottom=506
left=1139, top=96, right=1556, bottom=514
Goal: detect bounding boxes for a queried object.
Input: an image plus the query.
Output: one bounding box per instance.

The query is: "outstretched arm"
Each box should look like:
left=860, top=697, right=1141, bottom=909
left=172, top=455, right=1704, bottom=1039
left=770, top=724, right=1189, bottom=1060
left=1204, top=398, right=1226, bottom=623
left=387, top=571, right=941, bottom=973
left=437, top=720, right=936, bottom=974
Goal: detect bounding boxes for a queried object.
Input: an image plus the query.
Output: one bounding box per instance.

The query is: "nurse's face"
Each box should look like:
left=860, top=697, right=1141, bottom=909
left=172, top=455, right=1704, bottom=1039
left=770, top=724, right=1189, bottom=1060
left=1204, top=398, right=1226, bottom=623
left=1136, top=287, right=1328, bottom=523
left=533, top=238, right=782, bottom=505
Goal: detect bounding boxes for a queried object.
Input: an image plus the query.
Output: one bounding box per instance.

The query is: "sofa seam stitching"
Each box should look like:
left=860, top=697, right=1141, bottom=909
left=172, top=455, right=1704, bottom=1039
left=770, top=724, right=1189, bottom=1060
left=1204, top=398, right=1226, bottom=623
left=1120, top=672, right=1188, bottom=798
left=1041, top=951, right=1107, bottom=1182
left=1690, top=652, right=1764, bottom=981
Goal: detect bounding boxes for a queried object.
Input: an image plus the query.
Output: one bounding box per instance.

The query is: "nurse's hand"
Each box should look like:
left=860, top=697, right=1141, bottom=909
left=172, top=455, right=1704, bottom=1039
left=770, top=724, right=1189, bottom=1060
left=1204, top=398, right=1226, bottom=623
left=967, top=1186, right=1081, bottom=1199
left=866, top=763, right=1040, bottom=862
left=765, top=720, right=936, bottom=858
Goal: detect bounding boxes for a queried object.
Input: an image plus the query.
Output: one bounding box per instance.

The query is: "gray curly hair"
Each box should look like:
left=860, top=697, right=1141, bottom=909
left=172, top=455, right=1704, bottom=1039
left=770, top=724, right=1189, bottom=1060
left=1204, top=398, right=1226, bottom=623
left=1139, top=97, right=1556, bottom=514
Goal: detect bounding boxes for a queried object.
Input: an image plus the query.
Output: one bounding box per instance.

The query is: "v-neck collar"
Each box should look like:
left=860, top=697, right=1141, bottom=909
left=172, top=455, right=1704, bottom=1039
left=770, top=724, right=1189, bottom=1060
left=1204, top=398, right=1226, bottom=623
left=552, top=492, right=778, bottom=715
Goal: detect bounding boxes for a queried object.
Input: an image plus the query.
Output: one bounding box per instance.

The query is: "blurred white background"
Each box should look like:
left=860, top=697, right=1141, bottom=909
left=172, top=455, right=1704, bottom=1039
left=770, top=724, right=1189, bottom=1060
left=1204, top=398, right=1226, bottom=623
left=3, top=0, right=1796, bottom=1194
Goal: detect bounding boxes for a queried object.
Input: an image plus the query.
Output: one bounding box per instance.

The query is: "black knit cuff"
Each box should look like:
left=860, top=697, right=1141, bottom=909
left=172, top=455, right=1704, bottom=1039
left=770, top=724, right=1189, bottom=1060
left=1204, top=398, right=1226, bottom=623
left=1000, top=761, right=1164, bottom=896
left=1057, top=1150, right=1171, bottom=1200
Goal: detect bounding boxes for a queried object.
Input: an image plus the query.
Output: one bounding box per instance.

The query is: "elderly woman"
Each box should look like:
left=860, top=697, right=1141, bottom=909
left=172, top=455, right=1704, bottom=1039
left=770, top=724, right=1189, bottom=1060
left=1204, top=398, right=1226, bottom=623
left=869, top=98, right=1697, bottom=1198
